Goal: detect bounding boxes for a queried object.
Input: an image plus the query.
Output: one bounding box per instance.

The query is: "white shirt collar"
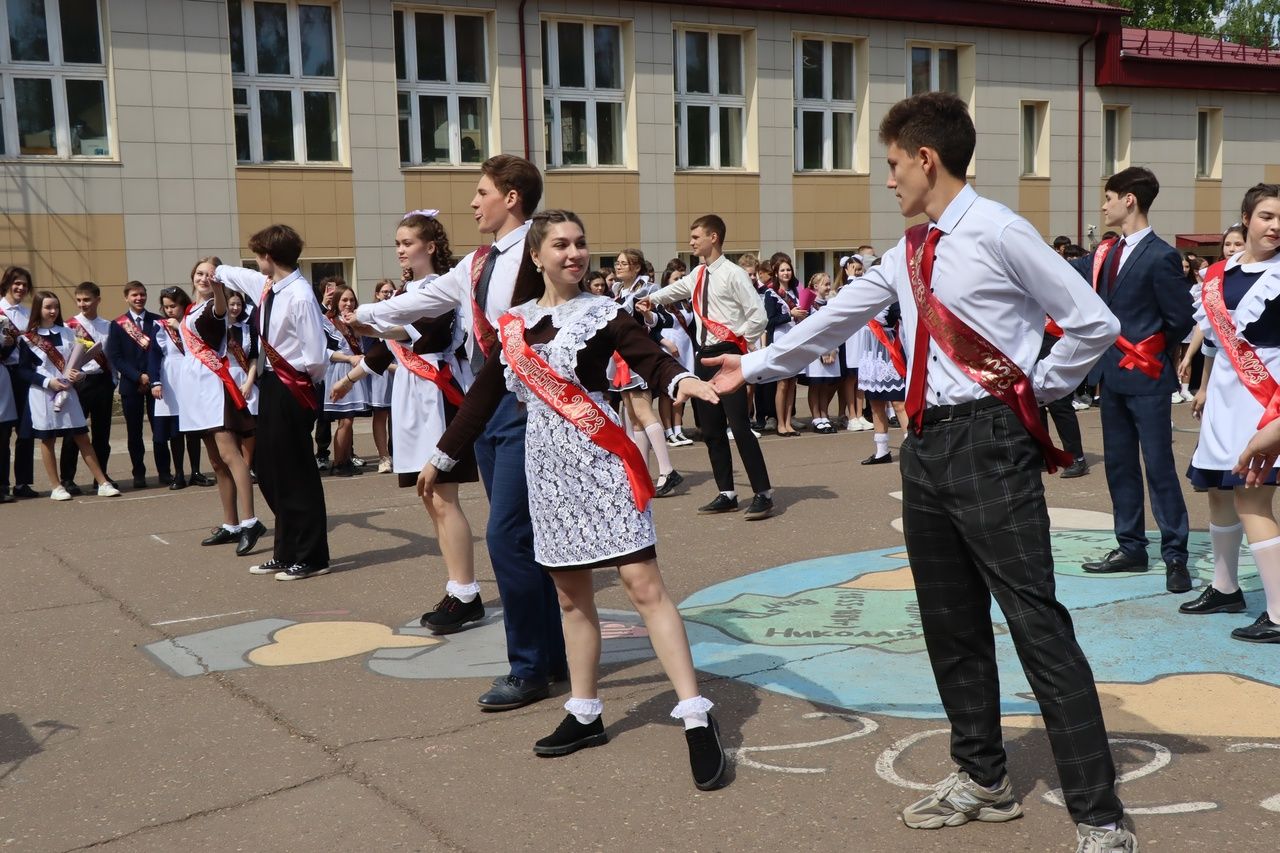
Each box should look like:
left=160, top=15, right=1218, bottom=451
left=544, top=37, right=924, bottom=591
left=933, top=184, right=979, bottom=235
left=1226, top=250, right=1280, bottom=274
left=271, top=269, right=304, bottom=292
left=1123, top=226, right=1153, bottom=247
left=492, top=221, right=531, bottom=255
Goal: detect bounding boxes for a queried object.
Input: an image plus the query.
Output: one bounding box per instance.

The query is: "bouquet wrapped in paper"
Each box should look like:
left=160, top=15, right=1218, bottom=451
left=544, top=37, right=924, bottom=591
left=53, top=338, right=104, bottom=413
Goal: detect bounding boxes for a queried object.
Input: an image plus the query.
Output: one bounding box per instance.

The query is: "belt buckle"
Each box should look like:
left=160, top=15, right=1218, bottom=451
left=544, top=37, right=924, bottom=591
left=935, top=405, right=956, bottom=423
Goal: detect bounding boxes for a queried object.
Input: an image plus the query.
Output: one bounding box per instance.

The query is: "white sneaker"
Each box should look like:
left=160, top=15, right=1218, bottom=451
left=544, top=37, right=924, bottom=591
left=1181, top=389, right=1195, bottom=402
left=377, top=456, right=392, bottom=474
left=50, top=486, right=72, bottom=501
left=675, top=431, right=694, bottom=446
left=1075, top=823, right=1138, bottom=853
left=666, top=433, right=683, bottom=447
left=726, top=429, right=735, bottom=440
left=97, top=482, right=121, bottom=497
left=858, top=417, right=875, bottom=430
left=352, top=455, right=365, bottom=467
left=1071, top=399, right=1090, bottom=411
left=1171, top=391, right=1184, bottom=404
left=751, top=428, right=762, bottom=438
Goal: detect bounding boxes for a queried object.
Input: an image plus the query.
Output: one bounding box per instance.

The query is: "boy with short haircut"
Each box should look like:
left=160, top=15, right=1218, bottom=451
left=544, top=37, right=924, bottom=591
left=215, top=224, right=330, bottom=580
left=706, top=92, right=1135, bottom=852
left=59, top=281, right=115, bottom=494
left=105, top=281, right=170, bottom=489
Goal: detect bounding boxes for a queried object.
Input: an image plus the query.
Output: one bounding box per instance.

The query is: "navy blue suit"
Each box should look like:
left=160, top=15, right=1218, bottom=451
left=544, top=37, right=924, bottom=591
left=105, top=311, right=170, bottom=480
left=1072, top=232, right=1194, bottom=564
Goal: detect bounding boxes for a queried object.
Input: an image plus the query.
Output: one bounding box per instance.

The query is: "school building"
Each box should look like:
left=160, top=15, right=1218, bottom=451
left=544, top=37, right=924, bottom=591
left=4, top=0, right=1280, bottom=313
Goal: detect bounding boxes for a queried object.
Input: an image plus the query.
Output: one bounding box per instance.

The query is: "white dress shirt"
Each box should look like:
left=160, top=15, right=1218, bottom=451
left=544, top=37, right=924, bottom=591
left=742, top=185, right=1120, bottom=405
left=68, top=313, right=112, bottom=376
left=1111, top=225, right=1152, bottom=276
left=215, top=266, right=328, bottom=383
left=649, top=254, right=767, bottom=346
left=355, top=222, right=531, bottom=364
left=0, top=299, right=29, bottom=366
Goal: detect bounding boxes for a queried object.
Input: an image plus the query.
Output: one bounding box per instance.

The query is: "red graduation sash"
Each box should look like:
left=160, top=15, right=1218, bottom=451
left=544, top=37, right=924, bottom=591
left=1089, top=238, right=1168, bottom=380
left=1200, top=258, right=1280, bottom=428
left=66, top=317, right=111, bottom=371
left=163, top=323, right=184, bottom=353
left=179, top=305, right=247, bottom=411
left=258, top=278, right=318, bottom=411
left=115, top=314, right=151, bottom=350
left=332, top=316, right=363, bottom=355
left=389, top=339, right=464, bottom=406
left=470, top=246, right=499, bottom=358
left=227, top=329, right=249, bottom=372
left=25, top=328, right=67, bottom=373
left=904, top=224, right=1073, bottom=472
left=498, top=311, right=655, bottom=511
left=692, top=265, right=749, bottom=354
left=867, top=319, right=906, bottom=377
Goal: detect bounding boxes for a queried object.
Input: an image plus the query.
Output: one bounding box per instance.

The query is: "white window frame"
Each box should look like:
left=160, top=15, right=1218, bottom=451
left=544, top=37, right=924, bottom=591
left=394, top=7, right=492, bottom=167
left=674, top=27, right=747, bottom=171
left=229, top=0, right=343, bottom=165
left=1196, top=107, right=1223, bottom=180
left=1020, top=100, right=1048, bottom=178
left=794, top=36, right=858, bottom=173
left=1101, top=104, right=1130, bottom=177
left=541, top=17, right=627, bottom=169
left=906, top=43, right=960, bottom=96
left=0, top=0, right=111, bottom=160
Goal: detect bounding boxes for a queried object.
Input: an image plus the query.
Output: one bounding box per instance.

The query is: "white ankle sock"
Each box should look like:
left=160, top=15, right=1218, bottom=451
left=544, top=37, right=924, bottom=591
left=1210, top=522, right=1244, bottom=593
left=238, top=516, right=258, bottom=531
left=1249, top=535, right=1280, bottom=617
left=645, top=422, right=673, bottom=475
left=671, top=696, right=714, bottom=730
left=222, top=523, right=237, bottom=533
left=873, top=433, right=890, bottom=457
left=446, top=580, right=481, bottom=602
left=565, top=696, right=602, bottom=724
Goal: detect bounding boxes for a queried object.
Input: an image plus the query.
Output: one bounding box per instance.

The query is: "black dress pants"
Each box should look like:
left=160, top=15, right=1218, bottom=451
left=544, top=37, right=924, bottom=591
left=121, top=391, right=170, bottom=479
left=693, top=342, right=771, bottom=494
left=1039, top=391, right=1084, bottom=459
left=4, top=364, right=33, bottom=488
left=60, top=373, right=115, bottom=482
left=257, top=371, right=329, bottom=567
left=899, top=402, right=1122, bottom=827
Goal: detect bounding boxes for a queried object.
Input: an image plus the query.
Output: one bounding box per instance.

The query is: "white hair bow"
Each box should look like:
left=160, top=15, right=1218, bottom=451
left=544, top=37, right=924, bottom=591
left=403, top=209, right=440, bottom=220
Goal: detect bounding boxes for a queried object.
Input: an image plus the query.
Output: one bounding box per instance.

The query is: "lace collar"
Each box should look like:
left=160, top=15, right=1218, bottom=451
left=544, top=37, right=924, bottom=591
left=511, top=293, right=608, bottom=328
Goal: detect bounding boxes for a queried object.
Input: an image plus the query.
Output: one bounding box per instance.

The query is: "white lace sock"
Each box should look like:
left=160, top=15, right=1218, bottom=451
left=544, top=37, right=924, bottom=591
left=1210, top=522, right=1244, bottom=593
left=565, top=696, right=603, bottom=725
left=1249, top=536, right=1280, bottom=617
left=221, top=523, right=237, bottom=533
left=644, top=422, right=673, bottom=475
left=671, top=696, right=714, bottom=730
left=446, top=580, right=481, bottom=603
left=873, top=433, right=890, bottom=458
left=237, top=516, right=258, bottom=531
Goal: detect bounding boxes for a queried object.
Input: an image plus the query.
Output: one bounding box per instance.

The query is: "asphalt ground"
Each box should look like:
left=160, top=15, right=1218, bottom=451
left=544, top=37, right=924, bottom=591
left=2, top=401, right=1275, bottom=852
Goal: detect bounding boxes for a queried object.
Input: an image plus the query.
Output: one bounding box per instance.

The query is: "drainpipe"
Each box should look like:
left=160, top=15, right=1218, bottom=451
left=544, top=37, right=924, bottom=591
left=1077, top=21, right=1102, bottom=245
left=517, top=0, right=531, bottom=159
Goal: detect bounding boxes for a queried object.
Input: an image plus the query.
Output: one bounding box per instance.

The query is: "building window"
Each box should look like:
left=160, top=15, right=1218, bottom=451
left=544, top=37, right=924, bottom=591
left=1102, top=104, right=1129, bottom=176
left=0, top=0, right=109, bottom=158
left=1196, top=107, right=1222, bottom=179
left=541, top=19, right=625, bottom=168
left=908, top=44, right=958, bottom=96
left=394, top=8, right=490, bottom=167
left=1020, top=101, right=1048, bottom=177
left=674, top=28, right=745, bottom=170
left=228, top=0, right=341, bottom=164
left=795, top=37, right=857, bottom=172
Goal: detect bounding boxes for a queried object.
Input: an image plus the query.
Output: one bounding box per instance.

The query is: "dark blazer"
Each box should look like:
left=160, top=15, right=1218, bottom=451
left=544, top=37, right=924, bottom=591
left=1071, top=232, right=1194, bottom=395
left=106, top=311, right=164, bottom=398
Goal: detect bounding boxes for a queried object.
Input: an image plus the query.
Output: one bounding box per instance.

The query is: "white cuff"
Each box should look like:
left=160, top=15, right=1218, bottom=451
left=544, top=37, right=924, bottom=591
left=565, top=697, right=603, bottom=717
left=666, top=371, right=696, bottom=399
left=740, top=349, right=769, bottom=383
left=428, top=449, right=458, bottom=472
left=670, top=696, right=714, bottom=719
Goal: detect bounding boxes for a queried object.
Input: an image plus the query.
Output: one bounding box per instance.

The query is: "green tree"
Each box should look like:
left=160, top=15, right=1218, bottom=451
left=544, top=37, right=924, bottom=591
left=1112, top=0, right=1226, bottom=35
left=1219, top=0, right=1280, bottom=46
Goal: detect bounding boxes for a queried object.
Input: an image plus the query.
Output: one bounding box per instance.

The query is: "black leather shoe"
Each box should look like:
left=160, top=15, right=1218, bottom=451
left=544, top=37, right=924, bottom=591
left=12, top=484, right=38, bottom=499
left=201, top=526, right=239, bottom=546
left=132, top=476, right=147, bottom=489
left=0, top=490, right=13, bottom=504
left=698, top=494, right=739, bottom=514
left=158, top=473, right=174, bottom=486
left=1179, top=586, right=1246, bottom=615
left=236, top=520, right=267, bottom=556
left=1081, top=548, right=1149, bottom=573
left=861, top=452, right=893, bottom=465
left=189, top=472, right=215, bottom=487
left=1165, top=561, right=1192, bottom=593
left=168, top=479, right=187, bottom=491
left=1059, top=458, right=1089, bottom=479
left=685, top=714, right=727, bottom=790
left=1230, top=612, right=1280, bottom=643
left=61, top=480, right=83, bottom=496
left=655, top=469, right=685, bottom=498
left=744, top=494, right=774, bottom=521
left=477, top=674, right=550, bottom=711
left=421, top=594, right=485, bottom=634
left=533, top=714, right=607, bottom=757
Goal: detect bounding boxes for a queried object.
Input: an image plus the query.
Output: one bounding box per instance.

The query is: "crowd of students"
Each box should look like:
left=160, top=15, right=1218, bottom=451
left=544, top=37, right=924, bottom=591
left=12, top=88, right=1280, bottom=853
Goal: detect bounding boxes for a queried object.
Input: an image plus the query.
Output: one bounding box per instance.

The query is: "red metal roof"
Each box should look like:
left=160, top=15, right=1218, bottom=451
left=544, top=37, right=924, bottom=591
left=1121, top=27, right=1280, bottom=67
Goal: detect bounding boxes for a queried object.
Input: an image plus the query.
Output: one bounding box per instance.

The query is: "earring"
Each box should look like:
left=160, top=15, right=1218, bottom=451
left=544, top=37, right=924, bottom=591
left=535, top=264, right=543, bottom=274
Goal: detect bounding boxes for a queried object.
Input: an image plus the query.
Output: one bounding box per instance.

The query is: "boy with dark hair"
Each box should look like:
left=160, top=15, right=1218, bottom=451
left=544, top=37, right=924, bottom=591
left=706, top=92, right=1135, bottom=852
left=1075, top=165, right=1195, bottom=593
left=1053, top=235, right=1072, bottom=254
left=105, top=281, right=170, bottom=489
left=59, top=281, right=115, bottom=493
left=641, top=214, right=773, bottom=519
left=351, top=155, right=569, bottom=711
left=216, top=224, right=331, bottom=580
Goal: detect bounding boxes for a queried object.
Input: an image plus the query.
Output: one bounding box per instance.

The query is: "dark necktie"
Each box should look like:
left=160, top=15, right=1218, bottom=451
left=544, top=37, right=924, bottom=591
left=260, top=284, right=275, bottom=347
left=904, top=227, right=944, bottom=431
left=133, top=314, right=143, bottom=329
left=699, top=266, right=711, bottom=347
left=470, top=247, right=502, bottom=374
left=1105, top=241, right=1125, bottom=295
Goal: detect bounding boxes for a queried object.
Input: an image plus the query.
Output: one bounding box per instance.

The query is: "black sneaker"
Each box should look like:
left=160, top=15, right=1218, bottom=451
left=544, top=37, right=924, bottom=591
left=12, top=484, right=38, bottom=499
left=697, top=494, right=739, bottom=514
left=249, top=558, right=286, bottom=576
left=743, top=494, right=774, bottom=521
left=201, top=526, right=239, bottom=546
left=685, top=714, right=727, bottom=790
left=275, top=563, right=330, bottom=581
left=189, top=472, right=216, bottom=487
left=533, top=714, right=608, bottom=757
left=236, top=520, right=268, bottom=557
left=654, top=470, right=685, bottom=498
left=422, top=594, right=485, bottom=634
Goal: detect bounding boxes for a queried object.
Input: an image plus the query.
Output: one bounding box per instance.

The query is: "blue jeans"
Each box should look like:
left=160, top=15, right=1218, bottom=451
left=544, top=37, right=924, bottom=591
left=473, top=392, right=567, bottom=681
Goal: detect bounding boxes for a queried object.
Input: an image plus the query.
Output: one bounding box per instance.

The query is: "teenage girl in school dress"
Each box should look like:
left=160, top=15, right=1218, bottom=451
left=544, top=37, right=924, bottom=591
left=334, top=211, right=484, bottom=633
left=802, top=272, right=841, bottom=433
left=149, top=286, right=199, bottom=490
left=225, top=289, right=260, bottom=473
left=365, top=279, right=397, bottom=473
left=419, top=210, right=728, bottom=790
left=323, top=283, right=369, bottom=477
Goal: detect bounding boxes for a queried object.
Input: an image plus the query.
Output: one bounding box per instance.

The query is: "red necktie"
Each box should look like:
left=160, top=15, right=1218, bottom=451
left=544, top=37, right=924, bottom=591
left=1104, top=240, right=1124, bottom=295
left=904, top=227, right=944, bottom=432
